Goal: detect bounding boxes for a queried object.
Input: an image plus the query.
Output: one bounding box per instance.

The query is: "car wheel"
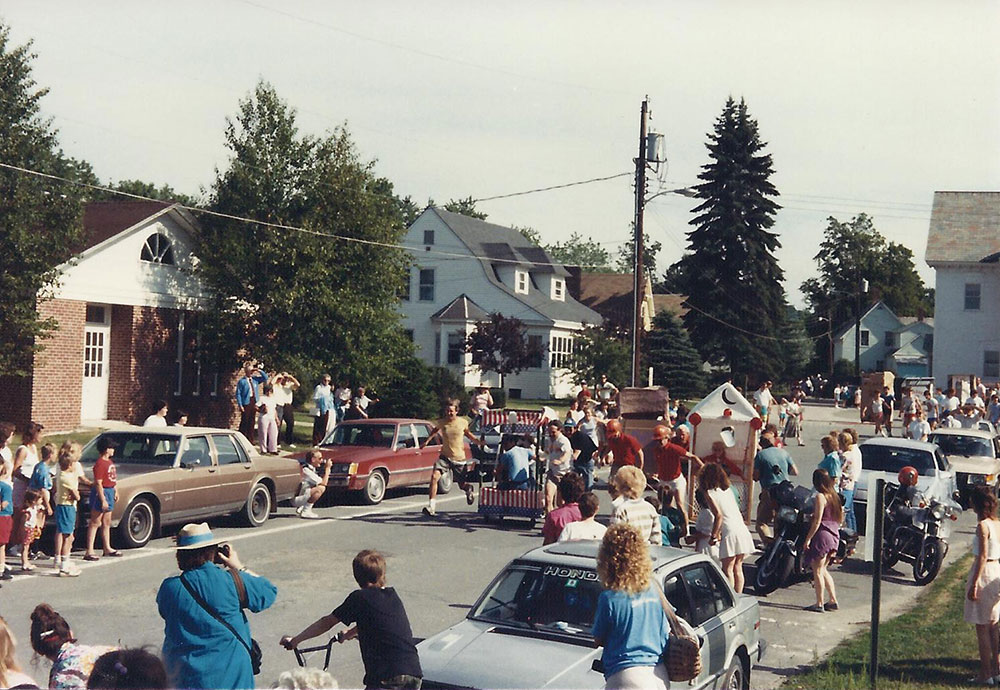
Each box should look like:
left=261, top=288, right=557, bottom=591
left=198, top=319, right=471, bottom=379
left=362, top=470, right=387, bottom=505
left=723, top=653, right=750, bottom=690
left=437, top=468, right=453, bottom=494
left=117, top=498, right=156, bottom=549
left=242, top=482, right=271, bottom=527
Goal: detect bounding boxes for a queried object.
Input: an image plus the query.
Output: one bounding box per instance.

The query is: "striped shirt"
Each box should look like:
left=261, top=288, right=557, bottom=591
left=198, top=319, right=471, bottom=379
left=612, top=498, right=662, bottom=546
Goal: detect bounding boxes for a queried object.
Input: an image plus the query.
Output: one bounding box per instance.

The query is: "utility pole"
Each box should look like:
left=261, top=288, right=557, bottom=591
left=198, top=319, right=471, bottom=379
left=631, top=97, right=649, bottom=388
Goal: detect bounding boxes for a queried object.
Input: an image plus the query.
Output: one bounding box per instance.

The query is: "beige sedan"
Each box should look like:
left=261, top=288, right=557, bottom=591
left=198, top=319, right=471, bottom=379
left=79, top=426, right=301, bottom=548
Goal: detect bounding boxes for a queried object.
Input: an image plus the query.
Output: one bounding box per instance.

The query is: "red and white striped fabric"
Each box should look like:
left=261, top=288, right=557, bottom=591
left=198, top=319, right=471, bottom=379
left=480, top=487, right=545, bottom=510
left=479, top=409, right=545, bottom=428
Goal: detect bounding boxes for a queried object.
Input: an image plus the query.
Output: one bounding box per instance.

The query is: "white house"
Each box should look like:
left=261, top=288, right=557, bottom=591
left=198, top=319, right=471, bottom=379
left=399, top=207, right=603, bottom=399
left=925, top=191, right=1000, bottom=386
left=831, top=301, right=933, bottom=377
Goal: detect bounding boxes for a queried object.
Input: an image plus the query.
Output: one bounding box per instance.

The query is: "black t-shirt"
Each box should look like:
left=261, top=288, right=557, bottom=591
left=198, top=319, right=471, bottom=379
left=332, top=587, right=422, bottom=684
left=570, top=430, right=598, bottom=464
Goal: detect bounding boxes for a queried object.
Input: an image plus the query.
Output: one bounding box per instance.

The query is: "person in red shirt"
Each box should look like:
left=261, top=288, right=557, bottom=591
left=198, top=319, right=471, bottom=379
left=84, top=436, right=121, bottom=560
left=648, top=425, right=701, bottom=515
left=598, top=420, right=643, bottom=477
left=541, top=473, right=585, bottom=544
left=701, top=440, right=745, bottom=479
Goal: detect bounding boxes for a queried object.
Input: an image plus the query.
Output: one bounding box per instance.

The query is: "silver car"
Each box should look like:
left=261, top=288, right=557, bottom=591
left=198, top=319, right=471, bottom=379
left=417, top=541, right=763, bottom=689
left=929, top=428, right=1000, bottom=506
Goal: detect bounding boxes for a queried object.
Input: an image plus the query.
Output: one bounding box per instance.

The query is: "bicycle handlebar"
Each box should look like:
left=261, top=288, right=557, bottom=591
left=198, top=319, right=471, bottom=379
left=291, top=637, right=336, bottom=670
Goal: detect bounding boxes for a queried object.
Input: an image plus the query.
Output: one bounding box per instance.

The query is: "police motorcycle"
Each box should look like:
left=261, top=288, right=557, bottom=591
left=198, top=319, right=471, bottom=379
left=881, top=466, right=958, bottom=586
left=753, top=480, right=860, bottom=595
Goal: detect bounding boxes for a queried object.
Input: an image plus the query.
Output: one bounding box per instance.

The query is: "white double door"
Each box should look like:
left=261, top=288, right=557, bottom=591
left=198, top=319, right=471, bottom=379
left=81, top=306, right=111, bottom=420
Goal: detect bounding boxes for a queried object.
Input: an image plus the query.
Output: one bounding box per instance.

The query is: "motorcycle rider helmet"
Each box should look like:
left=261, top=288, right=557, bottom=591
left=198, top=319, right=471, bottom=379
left=897, top=466, right=919, bottom=487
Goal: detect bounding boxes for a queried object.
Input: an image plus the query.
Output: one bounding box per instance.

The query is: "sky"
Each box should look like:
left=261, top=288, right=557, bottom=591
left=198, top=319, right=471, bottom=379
left=4, top=1, right=1000, bottom=309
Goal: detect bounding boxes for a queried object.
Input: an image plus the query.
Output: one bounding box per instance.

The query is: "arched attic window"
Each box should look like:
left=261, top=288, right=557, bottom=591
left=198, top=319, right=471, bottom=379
left=140, top=233, right=175, bottom=265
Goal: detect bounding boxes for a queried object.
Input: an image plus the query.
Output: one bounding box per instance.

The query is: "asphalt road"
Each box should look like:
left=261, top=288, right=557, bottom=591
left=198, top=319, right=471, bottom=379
left=0, top=401, right=975, bottom=689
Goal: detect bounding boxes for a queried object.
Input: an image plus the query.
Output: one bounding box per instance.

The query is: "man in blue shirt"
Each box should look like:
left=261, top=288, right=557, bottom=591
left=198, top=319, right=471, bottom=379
left=235, top=363, right=268, bottom=441
left=497, top=435, right=535, bottom=490
left=753, top=434, right=798, bottom=542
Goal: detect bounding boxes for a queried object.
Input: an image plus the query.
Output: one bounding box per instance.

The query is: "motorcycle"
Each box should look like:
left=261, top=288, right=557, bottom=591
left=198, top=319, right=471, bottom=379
left=754, top=481, right=860, bottom=595
left=880, top=481, right=954, bottom=586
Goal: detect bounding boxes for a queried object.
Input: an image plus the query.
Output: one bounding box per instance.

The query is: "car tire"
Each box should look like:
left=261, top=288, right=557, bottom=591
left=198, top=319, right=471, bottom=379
left=437, top=468, right=453, bottom=494
left=723, top=653, right=750, bottom=690
left=242, top=482, right=271, bottom=527
left=117, top=498, right=156, bottom=549
left=362, top=470, right=387, bottom=505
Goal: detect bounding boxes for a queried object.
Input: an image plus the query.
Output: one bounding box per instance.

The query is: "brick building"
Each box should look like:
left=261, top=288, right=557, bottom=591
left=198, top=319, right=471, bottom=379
left=0, top=201, right=239, bottom=432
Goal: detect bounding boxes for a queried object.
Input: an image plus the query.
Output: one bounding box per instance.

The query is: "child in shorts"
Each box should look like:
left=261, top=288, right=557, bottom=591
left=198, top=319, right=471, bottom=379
left=54, top=442, right=88, bottom=576
left=29, top=443, right=57, bottom=530
left=16, top=489, right=44, bottom=572
left=84, top=436, right=120, bottom=560
left=0, top=462, right=12, bottom=582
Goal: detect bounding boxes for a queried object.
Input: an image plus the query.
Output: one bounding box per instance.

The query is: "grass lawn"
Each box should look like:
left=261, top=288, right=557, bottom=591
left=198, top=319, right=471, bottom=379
left=784, top=553, right=979, bottom=689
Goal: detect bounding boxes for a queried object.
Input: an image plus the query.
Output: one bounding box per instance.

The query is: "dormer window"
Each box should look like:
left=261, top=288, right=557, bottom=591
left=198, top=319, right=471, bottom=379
left=515, top=270, right=529, bottom=295
left=140, top=233, right=175, bottom=265
left=551, top=278, right=565, bottom=301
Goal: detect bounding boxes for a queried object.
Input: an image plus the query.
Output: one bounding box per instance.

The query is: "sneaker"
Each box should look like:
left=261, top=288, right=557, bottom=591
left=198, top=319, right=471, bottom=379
left=288, top=444, right=296, bottom=448
left=30, top=549, right=49, bottom=560
left=295, top=505, right=305, bottom=516
left=59, top=566, right=81, bottom=578
left=0, top=570, right=12, bottom=581
left=299, top=507, right=320, bottom=519
left=465, top=485, right=476, bottom=505
left=422, top=506, right=436, bottom=517
left=824, top=602, right=839, bottom=611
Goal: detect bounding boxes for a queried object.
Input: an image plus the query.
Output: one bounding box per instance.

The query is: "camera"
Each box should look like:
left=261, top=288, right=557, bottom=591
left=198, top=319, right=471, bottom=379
left=214, top=543, right=231, bottom=564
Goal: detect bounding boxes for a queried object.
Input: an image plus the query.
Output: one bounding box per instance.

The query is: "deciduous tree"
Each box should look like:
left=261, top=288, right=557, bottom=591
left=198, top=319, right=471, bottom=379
left=0, top=24, right=90, bottom=374
left=464, top=313, right=545, bottom=388
left=546, top=232, right=614, bottom=271
left=565, top=326, right=631, bottom=389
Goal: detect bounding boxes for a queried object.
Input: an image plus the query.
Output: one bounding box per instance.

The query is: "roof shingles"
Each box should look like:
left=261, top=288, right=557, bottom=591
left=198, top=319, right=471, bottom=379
left=925, top=191, right=1000, bottom=265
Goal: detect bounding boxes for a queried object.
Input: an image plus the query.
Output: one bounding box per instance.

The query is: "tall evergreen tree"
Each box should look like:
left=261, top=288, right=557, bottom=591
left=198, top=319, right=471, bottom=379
left=670, top=97, right=786, bottom=382
left=646, top=311, right=706, bottom=399
left=0, top=24, right=91, bottom=374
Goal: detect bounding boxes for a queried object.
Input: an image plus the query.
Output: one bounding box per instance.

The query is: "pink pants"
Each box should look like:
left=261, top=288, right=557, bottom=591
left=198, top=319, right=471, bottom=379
left=258, top=416, right=278, bottom=453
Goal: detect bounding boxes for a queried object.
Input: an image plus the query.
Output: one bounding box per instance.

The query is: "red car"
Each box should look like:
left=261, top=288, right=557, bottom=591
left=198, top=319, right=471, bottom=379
left=310, top=418, right=471, bottom=504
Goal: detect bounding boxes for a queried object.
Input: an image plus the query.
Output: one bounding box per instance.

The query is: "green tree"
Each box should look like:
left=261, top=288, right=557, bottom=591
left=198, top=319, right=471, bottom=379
left=0, top=24, right=91, bottom=374
left=645, top=312, right=706, bottom=398
left=801, top=213, right=933, bottom=368
left=616, top=232, right=662, bottom=276
left=444, top=196, right=487, bottom=220
left=91, top=179, right=198, bottom=206
left=465, top=313, right=545, bottom=389
left=671, top=97, right=786, bottom=382
left=197, top=80, right=411, bottom=389
left=565, top=326, right=631, bottom=388
left=779, top=307, right=813, bottom=380
left=546, top=232, right=614, bottom=270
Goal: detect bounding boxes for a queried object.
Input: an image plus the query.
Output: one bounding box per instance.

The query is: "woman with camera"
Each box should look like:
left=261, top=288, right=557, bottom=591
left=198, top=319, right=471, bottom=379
left=157, top=523, right=277, bottom=689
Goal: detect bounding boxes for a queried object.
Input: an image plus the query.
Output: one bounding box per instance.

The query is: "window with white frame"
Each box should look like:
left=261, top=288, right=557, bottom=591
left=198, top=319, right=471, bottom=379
left=551, top=278, right=565, bottom=301
left=141, top=233, right=175, bottom=265
left=447, top=332, right=465, bottom=365
left=985, top=351, right=1000, bottom=379
left=966, top=283, right=982, bottom=311
left=550, top=335, right=573, bottom=369
left=515, top=270, right=529, bottom=294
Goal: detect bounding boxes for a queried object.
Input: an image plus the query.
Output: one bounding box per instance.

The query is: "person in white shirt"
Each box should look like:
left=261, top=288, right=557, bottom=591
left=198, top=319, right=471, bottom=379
left=906, top=406, right=931, bottom=441
left=946, top=388, right=961, bottom=413
left=273, top=373, right=300, bottom=447
left=333, top=381, right=352, bottom=423
left=558, top=492, right=607, bottom=542
left=468, top=386, right=494, bottom=418
left=833, top=385, right=842, bottom=408
left=292, top=450, right=331, bottom=519
left=0, top=423, right=15, bottom=479
left=352, top=387, right=376, bottom=419
left=257, top=383, right=279, bottom=454
left=753, top=381, right=775, bottom=423
left=596, top=374, right=619, bottom=406
left=143, top=401, right=168, bottom=428
left=545, top=423, right=575, bottom=513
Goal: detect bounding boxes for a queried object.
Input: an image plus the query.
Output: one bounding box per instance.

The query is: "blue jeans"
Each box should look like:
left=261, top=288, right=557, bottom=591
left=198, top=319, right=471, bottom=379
left=842, top=488, right=856, bottom=531
left=574, top=459, right=595, bottom=491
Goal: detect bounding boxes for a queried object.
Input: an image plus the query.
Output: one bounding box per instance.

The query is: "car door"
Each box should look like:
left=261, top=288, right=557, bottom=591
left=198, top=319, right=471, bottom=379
left=388, top=424, right=424, bottom=488
left=414, top=423, right=442, bottom=473
left=172, top=436, right=219, bottom=516
left=662, top=563, right=733, bottom=688
left=212, top=433, right=255, bottom=510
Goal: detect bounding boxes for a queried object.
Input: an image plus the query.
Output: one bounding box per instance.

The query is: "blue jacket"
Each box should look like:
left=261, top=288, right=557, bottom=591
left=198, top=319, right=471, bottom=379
left=158, top=562, right=277, bottom=689
left=235, top=372, right=268, bottom=407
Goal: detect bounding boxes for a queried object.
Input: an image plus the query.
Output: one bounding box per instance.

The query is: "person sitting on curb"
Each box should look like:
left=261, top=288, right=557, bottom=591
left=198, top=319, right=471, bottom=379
left=292, top=450, right=331, bottom=519
left=281, top=550, right=422, bottom=690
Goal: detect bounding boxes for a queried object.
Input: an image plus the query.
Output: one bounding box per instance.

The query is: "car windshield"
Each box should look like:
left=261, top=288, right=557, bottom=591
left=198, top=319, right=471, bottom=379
left=323, top=424, right=395, bottom=448
left=930, top=434, right=993, bottom=458
left=470, top=563, right=603, bottom=636
left=860, top=444, right=937, bottom=476
left=81, top=433, right=179, bottom=467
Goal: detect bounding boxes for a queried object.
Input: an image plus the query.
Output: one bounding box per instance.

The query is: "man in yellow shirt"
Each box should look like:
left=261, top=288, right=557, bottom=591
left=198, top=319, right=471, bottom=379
left=421, top=400, right=484, bottom=516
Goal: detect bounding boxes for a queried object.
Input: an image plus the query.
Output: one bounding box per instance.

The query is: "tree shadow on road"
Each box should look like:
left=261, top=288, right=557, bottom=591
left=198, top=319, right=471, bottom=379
left=353, top=510, right=541, bottom=536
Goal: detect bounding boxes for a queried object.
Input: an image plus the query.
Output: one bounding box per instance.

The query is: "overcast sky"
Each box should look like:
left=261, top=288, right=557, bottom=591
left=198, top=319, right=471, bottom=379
left=5, top=1, right=1000, bottom=309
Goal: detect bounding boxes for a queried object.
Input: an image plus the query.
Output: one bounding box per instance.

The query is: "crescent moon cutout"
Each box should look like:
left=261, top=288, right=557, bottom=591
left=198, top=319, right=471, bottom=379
left=721, top=389, right=737, bottom=405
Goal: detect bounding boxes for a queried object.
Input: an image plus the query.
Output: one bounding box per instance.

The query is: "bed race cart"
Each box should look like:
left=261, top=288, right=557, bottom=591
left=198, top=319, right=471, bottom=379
left=473, top=408, right=550, bottom=526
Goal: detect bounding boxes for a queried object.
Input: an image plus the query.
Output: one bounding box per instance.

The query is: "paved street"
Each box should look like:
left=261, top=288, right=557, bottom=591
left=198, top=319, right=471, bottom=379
left=0, top=400, right=975, bottom=688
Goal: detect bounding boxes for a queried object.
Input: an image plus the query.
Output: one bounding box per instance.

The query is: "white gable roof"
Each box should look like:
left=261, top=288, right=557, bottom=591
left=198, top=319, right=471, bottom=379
left=689, top=383, right=758, bottom=421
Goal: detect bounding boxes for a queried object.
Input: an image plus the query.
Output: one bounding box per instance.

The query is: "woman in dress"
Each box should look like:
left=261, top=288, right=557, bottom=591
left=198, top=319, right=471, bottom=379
left=29, top=604, right=114, bottom=689
left=698, top=463, right=754, bottom=593
left=965, top=486, right=1000, bottom=686
left=592, top=524, right=672, bottom=690
left=803, top=469, right=842, bottom=612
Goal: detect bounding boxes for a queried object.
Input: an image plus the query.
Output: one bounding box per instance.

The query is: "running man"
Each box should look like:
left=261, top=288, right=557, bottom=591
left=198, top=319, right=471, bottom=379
left=421, top=400, right=485, bottom=517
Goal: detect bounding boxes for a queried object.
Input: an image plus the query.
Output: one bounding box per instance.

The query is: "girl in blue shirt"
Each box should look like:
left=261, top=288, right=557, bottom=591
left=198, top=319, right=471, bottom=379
left=818, top=435, right=842, bottom=481
left=592, top=524, right=671, bottom=689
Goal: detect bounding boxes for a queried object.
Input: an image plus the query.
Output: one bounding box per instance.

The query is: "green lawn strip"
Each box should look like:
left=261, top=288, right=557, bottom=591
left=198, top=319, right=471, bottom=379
left=784, top=553, right=978, bottom=689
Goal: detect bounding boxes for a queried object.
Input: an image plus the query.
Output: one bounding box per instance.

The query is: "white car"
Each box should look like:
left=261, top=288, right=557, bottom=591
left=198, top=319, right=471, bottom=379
left=929, top=428, right=1000, bottom=506
left=853, top=437, right=960, bottom=534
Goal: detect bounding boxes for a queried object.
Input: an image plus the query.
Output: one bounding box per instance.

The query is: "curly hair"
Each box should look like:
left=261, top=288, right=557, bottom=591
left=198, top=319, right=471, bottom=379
left=698, top=462, right=730, bottom=491
left=597, top=523, right=652, bottom=594
left=611, top=465, right=646, bottom=500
